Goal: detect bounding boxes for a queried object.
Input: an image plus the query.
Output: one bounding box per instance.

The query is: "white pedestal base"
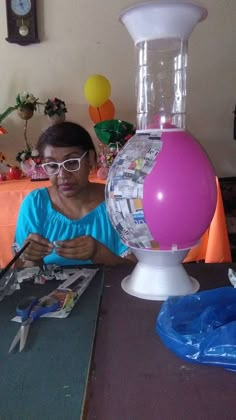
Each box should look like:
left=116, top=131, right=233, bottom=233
left=121, top=247, right=199, bottom=301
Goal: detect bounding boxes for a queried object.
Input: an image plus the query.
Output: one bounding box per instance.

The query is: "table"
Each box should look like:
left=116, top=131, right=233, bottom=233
left=0, top=177, right=232, bottom=267
left=86, top=263, right=236, bottom=420
left=1, top=263, right=236, bottom=419
left=0, top=267, right=104, bottom=420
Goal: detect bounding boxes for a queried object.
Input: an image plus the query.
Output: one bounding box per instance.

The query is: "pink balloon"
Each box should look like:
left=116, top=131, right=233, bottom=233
left=143, top=131, right=217, bottom=249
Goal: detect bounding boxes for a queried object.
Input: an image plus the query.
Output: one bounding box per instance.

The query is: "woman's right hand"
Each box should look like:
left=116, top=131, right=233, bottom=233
left=21, top=233, right=53, bottom=263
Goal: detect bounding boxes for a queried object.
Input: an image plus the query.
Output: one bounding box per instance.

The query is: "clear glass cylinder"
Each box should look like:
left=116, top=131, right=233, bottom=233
left=136, top=38, right=187, bottom=131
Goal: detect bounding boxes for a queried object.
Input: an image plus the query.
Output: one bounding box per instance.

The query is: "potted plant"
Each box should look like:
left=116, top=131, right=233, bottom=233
left=16, top=91, right=39, bottom=120
left=0, top=91, right=39, bottom=129
left=44, top=97, right=67, bottom=124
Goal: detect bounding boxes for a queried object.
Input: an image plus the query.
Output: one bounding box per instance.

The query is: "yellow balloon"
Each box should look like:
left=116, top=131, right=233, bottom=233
left=84, top=74, right=111, bottom=108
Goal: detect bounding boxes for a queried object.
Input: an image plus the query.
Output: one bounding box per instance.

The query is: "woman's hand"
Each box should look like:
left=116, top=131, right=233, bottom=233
left=54, top=236, right=137, bottom=266
left=54, top=236, right=97, bottom=261
left=21, top=233, right=54, bottom=263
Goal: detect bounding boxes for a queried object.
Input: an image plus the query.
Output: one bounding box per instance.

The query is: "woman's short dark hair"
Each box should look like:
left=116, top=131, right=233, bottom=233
left=36, top=121, right=96, bottom=156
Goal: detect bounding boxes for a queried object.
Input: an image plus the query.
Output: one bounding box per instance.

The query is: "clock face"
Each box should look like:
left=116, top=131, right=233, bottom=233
left=11, top=0, right=31, bottom=16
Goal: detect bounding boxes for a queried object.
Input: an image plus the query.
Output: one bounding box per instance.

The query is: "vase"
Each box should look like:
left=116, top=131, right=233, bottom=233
left=17, top=107, right=34, bottom=120
left=48, top=113, right=66, bottom=125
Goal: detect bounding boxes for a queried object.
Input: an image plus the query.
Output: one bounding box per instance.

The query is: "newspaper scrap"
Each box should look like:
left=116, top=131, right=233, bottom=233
left=105, top=132, right=162, bottom=249
left=43, top=268, right=99, bottom=318
left=17, top=267, right=40, bottom=283
left=12, top=268, right=99, bottom=321
left=16, top=265, right=68, bottom=284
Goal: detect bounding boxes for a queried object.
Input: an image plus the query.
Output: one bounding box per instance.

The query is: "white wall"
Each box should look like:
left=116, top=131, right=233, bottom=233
left=0, top=0, right=235, bottom=176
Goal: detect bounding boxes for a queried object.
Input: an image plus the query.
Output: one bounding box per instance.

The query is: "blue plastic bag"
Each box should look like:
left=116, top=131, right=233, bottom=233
left=156, top=287, right=236, bottom=370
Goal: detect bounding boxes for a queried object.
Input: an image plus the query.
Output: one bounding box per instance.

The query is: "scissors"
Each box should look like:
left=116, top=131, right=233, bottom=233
left=9, top=295, right=60, bottom=353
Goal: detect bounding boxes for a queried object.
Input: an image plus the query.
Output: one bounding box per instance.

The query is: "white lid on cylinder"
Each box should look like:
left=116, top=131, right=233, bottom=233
left=119, top=1, right=208, bottom=44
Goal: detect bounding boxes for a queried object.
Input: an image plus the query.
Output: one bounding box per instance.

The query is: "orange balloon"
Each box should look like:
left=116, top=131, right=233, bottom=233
left=89, top=99, right=115, bottom=123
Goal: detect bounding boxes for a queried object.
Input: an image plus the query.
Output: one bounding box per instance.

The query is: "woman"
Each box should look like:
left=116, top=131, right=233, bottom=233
left=15, top=122, right=135, bottom=267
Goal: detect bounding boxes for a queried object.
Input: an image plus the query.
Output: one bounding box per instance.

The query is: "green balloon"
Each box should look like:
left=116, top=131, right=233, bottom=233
left=94, top=119, right=135, bottom=146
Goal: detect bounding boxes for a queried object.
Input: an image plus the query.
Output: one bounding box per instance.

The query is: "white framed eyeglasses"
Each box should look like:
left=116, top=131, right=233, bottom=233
left=41, top=151, right=88, bottom=176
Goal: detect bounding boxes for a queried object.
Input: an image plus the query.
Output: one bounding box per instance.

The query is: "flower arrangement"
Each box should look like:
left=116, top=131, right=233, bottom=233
left=16, top=147, right=41, bottom=164
left=15, top=91, right=39, bottom=111
left=98, top=143, right=119, bottom=168
left=15, top=147, right=48, bottom=180
left=44, top=97, right=67, bottom=117
left=0, top=93, right=67, bottom=127
left=0, top=91, right=39, bottom=130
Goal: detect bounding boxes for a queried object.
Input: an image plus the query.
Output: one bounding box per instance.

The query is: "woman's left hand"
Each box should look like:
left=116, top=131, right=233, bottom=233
left=54, top=236, right=97, bottom=261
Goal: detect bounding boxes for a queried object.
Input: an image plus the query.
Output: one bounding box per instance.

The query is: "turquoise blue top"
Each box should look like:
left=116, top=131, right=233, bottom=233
left=15, top=187, right=128, bottom=265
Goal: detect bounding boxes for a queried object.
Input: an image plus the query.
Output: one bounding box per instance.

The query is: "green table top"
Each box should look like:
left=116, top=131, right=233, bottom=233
left=0, top=268, right=104, bottom=420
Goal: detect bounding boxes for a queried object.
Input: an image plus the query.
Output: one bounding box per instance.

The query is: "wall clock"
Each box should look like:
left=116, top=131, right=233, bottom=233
left=5, top=0, right=39, bottom=46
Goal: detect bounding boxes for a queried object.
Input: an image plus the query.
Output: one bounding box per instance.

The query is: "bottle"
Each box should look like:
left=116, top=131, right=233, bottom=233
left=136, top=38, right=187, bottom=131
